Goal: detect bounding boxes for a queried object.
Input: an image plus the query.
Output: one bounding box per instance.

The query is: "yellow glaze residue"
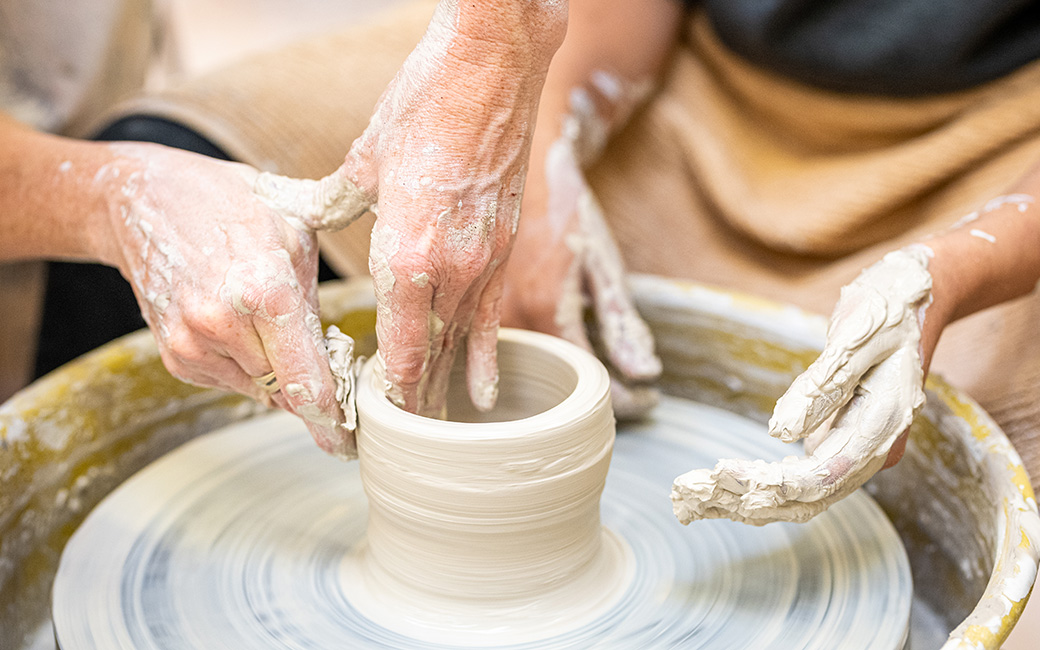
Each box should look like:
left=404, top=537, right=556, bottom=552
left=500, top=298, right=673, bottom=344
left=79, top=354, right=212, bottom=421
left=654, top=318, right=819, bottom=377
left=4, top=277, right=1037, bottom=650
left=5, top=345, right=203, bottom=452
left=961, top=594, right=1027, bottom=648
left=1008, top=462, right=1036, bottom=503
left=658, top=371, right=778, bottom=417
left=927, top=378, right=994, bottom=443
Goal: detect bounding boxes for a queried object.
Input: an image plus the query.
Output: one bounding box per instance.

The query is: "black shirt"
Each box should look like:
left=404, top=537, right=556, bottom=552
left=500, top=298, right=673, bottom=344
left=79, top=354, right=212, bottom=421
left=690, top=0, right=1040, bottom=96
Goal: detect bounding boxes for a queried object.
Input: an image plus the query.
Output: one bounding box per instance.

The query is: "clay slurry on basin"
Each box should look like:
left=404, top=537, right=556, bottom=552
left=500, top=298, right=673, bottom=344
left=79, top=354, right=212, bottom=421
left=52, top=330, right=912, bottom=649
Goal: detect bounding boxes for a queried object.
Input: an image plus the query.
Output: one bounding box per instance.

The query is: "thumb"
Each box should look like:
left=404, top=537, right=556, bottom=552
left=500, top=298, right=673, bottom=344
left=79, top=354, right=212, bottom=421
left=883, top=431, right=909, bottom=469
left=253, top=163, right=373, bottom=232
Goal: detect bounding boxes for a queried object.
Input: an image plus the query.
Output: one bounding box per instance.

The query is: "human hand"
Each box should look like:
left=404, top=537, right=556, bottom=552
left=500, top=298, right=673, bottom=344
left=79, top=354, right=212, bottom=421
left=295, top=0, right=565, bottom=418
left=671, top=247, right=934, bottom=525
left=93, top=143, right=358, bottom=459
left=503, top=130, right=662, bottom=417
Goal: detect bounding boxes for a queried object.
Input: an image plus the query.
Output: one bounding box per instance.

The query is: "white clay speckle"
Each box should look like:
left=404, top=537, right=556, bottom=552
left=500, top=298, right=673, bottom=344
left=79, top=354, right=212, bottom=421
left=369, top=225, right=400, bottom=302
left=219, top=257, right=300, bottom=319
left=969, top=229, right=997, bottom=243
left=589, top=70, right=624, bottom=102
left=982, top=193, right=1035, bottom=214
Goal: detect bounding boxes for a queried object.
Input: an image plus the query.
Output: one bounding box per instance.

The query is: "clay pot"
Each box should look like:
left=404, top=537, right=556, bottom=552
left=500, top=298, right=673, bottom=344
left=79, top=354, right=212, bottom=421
left=347, top=329, right=630, bottom=643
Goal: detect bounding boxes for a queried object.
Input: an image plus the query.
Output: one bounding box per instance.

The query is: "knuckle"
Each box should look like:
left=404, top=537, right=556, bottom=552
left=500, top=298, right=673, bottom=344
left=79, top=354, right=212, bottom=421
left=162, top=325, right=206, bottom=365
left=386, top=252, right=424, bottom=283
left=281, top=375, right=335, bottom=408
left=457, top=247, right=494, bottom=276
left=310, top=383, right=340, bottom=410
left=222, top=259, right=304, bottom=319
left=227, top=280, right=266, bottom=315
left=284, top=379, right=341, bottom=427
left=398, top=246, right=491, bottom=286
left=181, top=298, right=234, bottom=338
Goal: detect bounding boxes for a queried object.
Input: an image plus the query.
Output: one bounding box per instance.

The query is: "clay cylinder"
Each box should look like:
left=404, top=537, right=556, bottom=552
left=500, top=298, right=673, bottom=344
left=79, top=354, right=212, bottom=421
left=354, top=328, right=617, bottom=607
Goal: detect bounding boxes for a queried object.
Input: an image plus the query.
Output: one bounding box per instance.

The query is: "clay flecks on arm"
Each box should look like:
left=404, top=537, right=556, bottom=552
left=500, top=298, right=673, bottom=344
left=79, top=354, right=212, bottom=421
left=0, top=114, right=367, bottom=458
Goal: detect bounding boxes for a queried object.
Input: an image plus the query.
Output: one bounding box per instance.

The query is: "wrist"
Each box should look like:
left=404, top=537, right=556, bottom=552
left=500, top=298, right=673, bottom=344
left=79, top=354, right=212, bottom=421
left=453, top=0, right=567, bottom=56
left=0, top=123, right=135, bottom=265
left=904, top=244, right=954, bottom=372
left=442, top=0, right=567, bottom=74
left=83, top=142, right=146, bottom=269
left=915, top=241, right=961, bottom=323
left=535, top=70, right=655, bottom=168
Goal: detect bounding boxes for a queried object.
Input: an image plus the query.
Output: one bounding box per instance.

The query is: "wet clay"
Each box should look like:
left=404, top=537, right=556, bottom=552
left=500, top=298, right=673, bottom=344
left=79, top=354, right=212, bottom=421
left=51, top=330, right=912, bottom=649
left=342, top=329, right=631, bottom=644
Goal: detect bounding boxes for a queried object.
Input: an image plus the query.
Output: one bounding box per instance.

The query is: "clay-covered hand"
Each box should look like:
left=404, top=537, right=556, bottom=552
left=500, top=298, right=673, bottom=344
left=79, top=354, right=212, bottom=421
left=298, top=2, right=562, bottom=418
left=503, top=112, right=662, bottom=418
left=672, top=247, right=934, bottom=525
left=93, top=143, right=357, bottom=459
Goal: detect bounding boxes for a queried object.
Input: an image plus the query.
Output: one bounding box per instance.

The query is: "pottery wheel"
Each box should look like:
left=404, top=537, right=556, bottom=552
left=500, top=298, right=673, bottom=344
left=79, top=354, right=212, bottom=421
left=53, top=396, right=912, bottom=649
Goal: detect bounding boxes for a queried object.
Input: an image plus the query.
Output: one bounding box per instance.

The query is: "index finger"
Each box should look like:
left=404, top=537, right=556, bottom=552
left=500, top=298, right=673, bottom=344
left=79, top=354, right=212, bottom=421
left=369, top=229, right=436, bottom=413
left=251, top=289, right=355, bottom=460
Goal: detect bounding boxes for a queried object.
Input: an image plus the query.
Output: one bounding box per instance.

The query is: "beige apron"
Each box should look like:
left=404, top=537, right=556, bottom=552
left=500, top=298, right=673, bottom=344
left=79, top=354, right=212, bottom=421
left=103, top=2, right=1040, bottom=478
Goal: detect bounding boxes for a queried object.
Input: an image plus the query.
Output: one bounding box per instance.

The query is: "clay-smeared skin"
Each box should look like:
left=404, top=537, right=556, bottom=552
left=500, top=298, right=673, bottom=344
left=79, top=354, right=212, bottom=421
left=551, top=89, right=662, bottom=412
left=111, top=0, right=566, bottom=435
left=671, top=175, right=1040, bottom=525
left=254, top=1, right=568, bottom=419
left=335, top=0, right=567, bottom=417
left=502, top=0, right=683, bottom=418
left=0, top=113, right=362, bottom=457
left=503, top=80, right=664, bottom=418
left=88, top=143, right=360, bottom=459
left=672, top=248, right=933, bottom=525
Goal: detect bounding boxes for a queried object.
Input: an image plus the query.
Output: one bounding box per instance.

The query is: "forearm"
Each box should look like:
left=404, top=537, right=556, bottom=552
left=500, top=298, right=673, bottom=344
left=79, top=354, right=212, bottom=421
left=0, top=115, right=123, bottom=264
left=343, top=0, right=568, bottom=194
left=534, top=0, right=683, bottom=158
left=450, top=0, right=569, bottom=58
left=921, top=163, right=1040, bottom=362
left=421, top=0, right=568, bottom=105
